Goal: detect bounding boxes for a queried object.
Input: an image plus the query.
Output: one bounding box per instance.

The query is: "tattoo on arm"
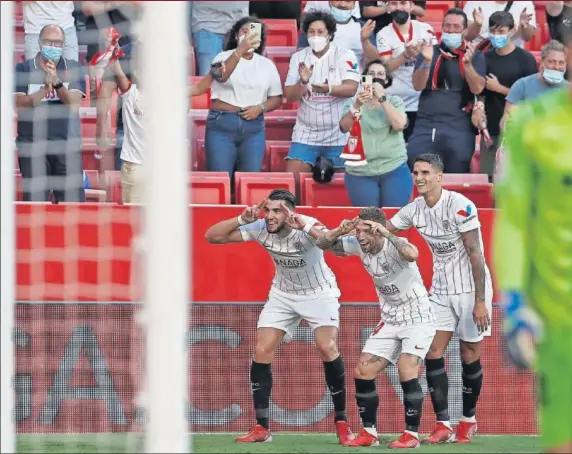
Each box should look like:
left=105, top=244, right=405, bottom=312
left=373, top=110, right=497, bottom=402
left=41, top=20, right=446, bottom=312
left=316, top=229, right=343, bottom=251
left=387, top=233, right=416, bottom=261
left=318, top=239, right=346, bottom=256
left=461, top=228, right=486, bottom=301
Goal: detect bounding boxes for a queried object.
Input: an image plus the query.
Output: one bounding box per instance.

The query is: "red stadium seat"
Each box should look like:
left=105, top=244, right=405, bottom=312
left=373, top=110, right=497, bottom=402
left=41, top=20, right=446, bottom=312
left=15, top=1, right=23, bottom=21
left=15, top=21, right=25, bottom=45
left=427, top=22, right=443, bottom=41
left=80, top=107, right=97, bottom=140
left=189, top=172, right=231, bottom=204
left=267, top=140, right=291, bottom=172
left=470, top=150, right=481, bottom=174
left=263, top=20, right=298, bottom=47
left=235, top=172, right=296, bottom=205
left=300, top=173, right=352, bottom=207
left=443, top=183, right=494, bottom=208
left=15, top=44, right=26, bottom=63
left=420, top=1, right=454, bottom=22
left=84, top=170, right=100, bottom=190
left=85, top=189, right=107, bottom=203
left=192, top=138, right=206, bottom=171
left=103, top=170, right=122, bottom=203
left=15, top=173, right=23, bottom=201
left=265, top=110, right=297, bottom=141
left=264, top=47, right=297, bottom=109
left=524, top=22, right=550, bottom=52
left=189, top=76, right=211, bottom=110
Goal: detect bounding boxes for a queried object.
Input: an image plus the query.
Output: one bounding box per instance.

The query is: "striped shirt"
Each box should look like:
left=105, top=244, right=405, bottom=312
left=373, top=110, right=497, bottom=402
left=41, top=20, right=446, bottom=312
left=239, top=215, right=340, bottom=298
left=342, top=236, right=435, bottom=326
left=390, top=190, right=492, bottom=295
left=285, top=44, right=360, bottom=146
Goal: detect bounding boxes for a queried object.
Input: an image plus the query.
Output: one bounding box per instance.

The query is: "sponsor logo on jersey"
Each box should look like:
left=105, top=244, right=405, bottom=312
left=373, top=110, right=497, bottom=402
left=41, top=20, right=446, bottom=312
left=457, top=205, right=473, bottom=217
left=379, top=284, right=400, bottom=295
left=346, top=60, right=358, bottom=72
left=429, top=241, right=457, bottom=254
left=273, top=258, right=307, bottom=268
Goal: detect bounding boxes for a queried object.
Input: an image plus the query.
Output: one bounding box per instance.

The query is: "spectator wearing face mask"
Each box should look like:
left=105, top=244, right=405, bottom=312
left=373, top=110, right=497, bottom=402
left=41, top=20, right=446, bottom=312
left=339, top=60, right=412, bottom=208
left=284, top=10, right=360, bottom=179
left=501, top=40, right=570, bottom=128
left=360, top=1, right=426, bottom=38
left=205, top=18, right=283, bottom=176
left=407, top=8, right=486, bottom=174
left=375, top=0, right=437, bottom=141
left=478, top=11, right=537, bottom=179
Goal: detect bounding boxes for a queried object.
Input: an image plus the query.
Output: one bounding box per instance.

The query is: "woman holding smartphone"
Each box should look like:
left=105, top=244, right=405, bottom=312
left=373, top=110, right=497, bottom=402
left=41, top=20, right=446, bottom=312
left=339, top=60, right=413, bottom=208
left=205, top=17, right=283, bottom=176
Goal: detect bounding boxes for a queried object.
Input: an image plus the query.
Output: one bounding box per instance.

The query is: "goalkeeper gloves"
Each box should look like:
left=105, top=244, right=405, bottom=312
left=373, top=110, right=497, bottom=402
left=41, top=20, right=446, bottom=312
left=502, top=290, right=543, bottom=370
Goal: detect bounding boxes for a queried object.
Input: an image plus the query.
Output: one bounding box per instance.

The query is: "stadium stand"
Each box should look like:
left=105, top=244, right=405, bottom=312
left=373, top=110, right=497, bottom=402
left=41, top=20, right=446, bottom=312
left=235, top=171, right=296, bottom=205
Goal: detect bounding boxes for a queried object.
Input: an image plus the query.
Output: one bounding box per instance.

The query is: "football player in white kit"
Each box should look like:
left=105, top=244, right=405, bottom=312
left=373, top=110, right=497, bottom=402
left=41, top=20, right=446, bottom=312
left=316, top=207, right=436, bottom=449
left=204, top=189, right=354, bottom=445
left=387, top=153, right=493, bottom=445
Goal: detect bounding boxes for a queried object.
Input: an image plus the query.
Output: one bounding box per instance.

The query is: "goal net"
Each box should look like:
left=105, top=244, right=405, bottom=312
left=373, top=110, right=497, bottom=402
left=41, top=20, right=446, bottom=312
left=2, top=1, right=189, bottom=452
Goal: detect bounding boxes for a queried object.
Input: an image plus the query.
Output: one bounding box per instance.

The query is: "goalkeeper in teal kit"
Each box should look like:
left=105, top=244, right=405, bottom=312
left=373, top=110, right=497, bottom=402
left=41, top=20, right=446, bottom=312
left=494, top=35, right=572, bottom=454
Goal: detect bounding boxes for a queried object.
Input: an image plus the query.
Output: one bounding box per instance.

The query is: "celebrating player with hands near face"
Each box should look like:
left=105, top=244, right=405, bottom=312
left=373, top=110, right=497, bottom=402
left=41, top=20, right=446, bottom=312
left=315, top=208, right=436, bottom=449
left=205, top=190, right=354, bottom=445
left=386, top=153, right=493, bottom=445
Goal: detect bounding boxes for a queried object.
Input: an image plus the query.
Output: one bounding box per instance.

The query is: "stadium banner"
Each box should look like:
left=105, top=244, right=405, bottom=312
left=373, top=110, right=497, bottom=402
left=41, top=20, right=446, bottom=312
left=15, top=204, right=500, bottom=303
left=14, top=303, right=536, bottom=435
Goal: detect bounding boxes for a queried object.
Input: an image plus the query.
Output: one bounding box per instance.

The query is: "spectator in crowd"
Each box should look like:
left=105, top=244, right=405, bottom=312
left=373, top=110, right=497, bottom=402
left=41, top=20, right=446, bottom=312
left=299, top=2, right=366, bottom=70
left=376, top=0, right=437, bottom=141
left=23, top=1, right=79, bottom=61
left=339, top=60, right=412, bottom=208
left=15, top=24, right=86, bottom=202
left=546, top=1, right=572, bottom=44
left=407, top=8, right=486, bottom=173
left=463, top=1, right=536, bottom=49
left=284, top=10, right=360, bottom=178
left=501, top=39, right=570, bottom=128
left=249, top=1, right=301, bottom=28
left=190, top=1, right=249, bottom=76
left=304, top=0, right=361, bottom=19
left=360, top=0, right=426, bottom=37
left=206, top=17, right=283, bottom=175
left=479, top=11, right=538, bottom=179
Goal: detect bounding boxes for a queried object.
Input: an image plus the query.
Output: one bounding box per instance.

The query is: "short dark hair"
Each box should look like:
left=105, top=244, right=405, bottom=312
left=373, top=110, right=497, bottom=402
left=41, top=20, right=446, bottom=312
left=358, top=207, right=387, bottom=227
left=414, top=153, right=444, bottom=172
left=444, top=7, right=468, bottom=29
left=489, top=11, right=515, bottom=31
left=301, top=10, right=337, bottom=40
left=224, top=16, right=266, bottom=55
left=268, top=189, right=296, bottom=209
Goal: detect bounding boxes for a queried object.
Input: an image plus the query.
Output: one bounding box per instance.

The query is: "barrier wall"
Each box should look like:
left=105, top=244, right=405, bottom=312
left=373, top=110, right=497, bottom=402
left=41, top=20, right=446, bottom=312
left=14, top=204, right=536, bottom=434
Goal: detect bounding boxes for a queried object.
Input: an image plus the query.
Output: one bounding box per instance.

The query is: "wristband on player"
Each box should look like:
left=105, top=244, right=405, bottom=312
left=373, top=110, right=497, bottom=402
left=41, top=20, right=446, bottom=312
left=303, top=223, right=312, bottom=234
left=237, top=215, right=247, bottom=226
left=327, top=84, right=333, bottom=95
left=420, top=62, right=432, bottom=70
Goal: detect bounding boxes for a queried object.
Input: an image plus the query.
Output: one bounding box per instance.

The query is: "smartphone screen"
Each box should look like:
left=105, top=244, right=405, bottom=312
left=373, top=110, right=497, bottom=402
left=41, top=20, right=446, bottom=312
left=361, top=75, right=373, bottom=97
left=249, top=23, right=262, bottom=40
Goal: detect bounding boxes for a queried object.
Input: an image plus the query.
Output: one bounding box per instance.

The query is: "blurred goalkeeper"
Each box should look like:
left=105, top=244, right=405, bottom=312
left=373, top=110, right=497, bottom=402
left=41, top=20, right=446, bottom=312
left=494, top=32, right=572, bottom=454
left=205, top=189, right=354, bottom=445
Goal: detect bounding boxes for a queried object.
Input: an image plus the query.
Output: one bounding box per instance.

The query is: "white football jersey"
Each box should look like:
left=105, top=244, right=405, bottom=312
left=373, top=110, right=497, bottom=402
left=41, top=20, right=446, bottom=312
left=390, top=190, right=492, bottom=295
left=342, top=235, right=435, bottom=326
left=239, top=215, right=340, bottom=297
left=285, top=44, right=361, bottom=146
left=376, top=20, right=437, bottom=111
left=120, top=84, right=144, bottom=165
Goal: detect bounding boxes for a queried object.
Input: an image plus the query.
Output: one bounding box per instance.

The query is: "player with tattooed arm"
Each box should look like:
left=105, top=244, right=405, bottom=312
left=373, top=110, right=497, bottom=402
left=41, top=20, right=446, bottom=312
left=386, top=153, right=493, bottom=444
left=315, top=207, right=436, bottom=449
left=204, top=189, right=354, bottom=445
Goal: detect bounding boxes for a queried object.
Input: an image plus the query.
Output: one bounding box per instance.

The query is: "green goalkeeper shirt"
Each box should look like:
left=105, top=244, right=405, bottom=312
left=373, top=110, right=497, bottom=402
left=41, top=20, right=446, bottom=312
left=494, top=88, right=572, bottom=328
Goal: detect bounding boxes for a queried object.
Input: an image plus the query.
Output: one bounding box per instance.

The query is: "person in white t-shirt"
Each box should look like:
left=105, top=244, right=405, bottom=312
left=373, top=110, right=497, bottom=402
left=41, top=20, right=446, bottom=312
left=206, top=17, right=283, bottom=176
left=317, top=207, right=435, bottom=449
left=204, top=189, right=354, bottom=446
left=284, top=10, right=360, bottom=178
left=24, top=1, right=79, bottom=61
left=463, top=1, right=537, bottom=49
left=376, top=0, right=437, bottom=141
left=387, top=153, right=493, bottom=445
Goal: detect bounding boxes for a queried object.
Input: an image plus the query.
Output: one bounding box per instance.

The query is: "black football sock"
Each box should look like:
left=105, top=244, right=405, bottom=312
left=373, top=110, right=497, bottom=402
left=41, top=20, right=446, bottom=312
left=462, top=359, right=483, bottom=419
left=425, top=357, right=450, bottom=422
left=323, top=355, right=347, bottom=422
left=251, top=361, right=272, bottom=429
left=354, top=378, right=379, bottom=429
left=401, top=378, right=424, bottom=433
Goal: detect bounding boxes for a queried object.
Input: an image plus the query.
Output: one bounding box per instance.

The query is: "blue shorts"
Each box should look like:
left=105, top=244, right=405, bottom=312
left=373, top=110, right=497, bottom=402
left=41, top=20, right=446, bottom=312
left=286, top=142, right=345, bottom=168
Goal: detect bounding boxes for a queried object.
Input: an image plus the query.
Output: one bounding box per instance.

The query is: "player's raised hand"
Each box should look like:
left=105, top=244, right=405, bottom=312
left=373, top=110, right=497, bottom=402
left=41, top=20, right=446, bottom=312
left=279, top=202, right=306, bottom=230
left=362, top=220, right=390, bottom=237
left=339, top=217, right=359, bottom=235
left=473, top=298, right=491, bottom=334
left=241, top=199, right=266, bottom=223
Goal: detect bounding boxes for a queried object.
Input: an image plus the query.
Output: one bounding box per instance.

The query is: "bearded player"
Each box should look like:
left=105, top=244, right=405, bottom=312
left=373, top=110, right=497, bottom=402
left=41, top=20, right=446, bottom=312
left=204, top=189, right=354, bottom=445
left=386, top=153, right=493, bottom=444
left=316, top=207, right=436, bottom=449
left=494, top=32, right=572, bottom=454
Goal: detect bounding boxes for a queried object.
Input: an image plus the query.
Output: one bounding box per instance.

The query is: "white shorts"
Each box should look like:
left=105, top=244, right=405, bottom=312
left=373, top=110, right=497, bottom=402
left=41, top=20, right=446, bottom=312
left=362, top=322, right=436, bottom=365
left=257, top=290, right=340, bottom=337
left=430, top=284, right=493, bottom=343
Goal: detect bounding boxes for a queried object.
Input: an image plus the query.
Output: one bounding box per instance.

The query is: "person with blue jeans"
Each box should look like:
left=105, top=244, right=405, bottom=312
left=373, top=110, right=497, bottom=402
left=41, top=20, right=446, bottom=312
left=190, top=1, right=249, bottom=76
left=206, top=17, right=283, bottom=175
left=339, top=60, right=412, bottom=208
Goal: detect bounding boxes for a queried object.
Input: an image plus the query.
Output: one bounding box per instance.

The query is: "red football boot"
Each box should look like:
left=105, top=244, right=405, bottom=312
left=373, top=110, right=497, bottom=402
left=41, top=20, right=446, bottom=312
left=235, top=424, right=272, bottom=443
left=335, top=420, right=355, bottom=445
left=347, top=428, right=380, bottom=447
left=387, top=432, right=420, bottom=449
left=454, top=420, right=478, bottom=444
left=421, top=421, right=454, bottom=444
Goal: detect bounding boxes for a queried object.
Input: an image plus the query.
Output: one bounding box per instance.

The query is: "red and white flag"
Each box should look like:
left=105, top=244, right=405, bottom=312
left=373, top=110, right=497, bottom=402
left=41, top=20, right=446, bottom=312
left=340, top=117, right=367, bottom=166
left=88, top=27, right=125, bottom=70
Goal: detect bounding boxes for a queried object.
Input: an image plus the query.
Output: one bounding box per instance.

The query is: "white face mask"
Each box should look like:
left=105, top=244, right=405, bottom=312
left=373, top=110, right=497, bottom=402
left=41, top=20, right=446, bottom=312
left=308, top=36, right=329, bottom=53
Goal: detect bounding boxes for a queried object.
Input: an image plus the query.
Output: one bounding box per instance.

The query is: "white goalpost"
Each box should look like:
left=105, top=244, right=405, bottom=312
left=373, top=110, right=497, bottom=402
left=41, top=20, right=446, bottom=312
left=142, top=1, right=189, bottom=453
left=1, top=2, right=16, bottom=453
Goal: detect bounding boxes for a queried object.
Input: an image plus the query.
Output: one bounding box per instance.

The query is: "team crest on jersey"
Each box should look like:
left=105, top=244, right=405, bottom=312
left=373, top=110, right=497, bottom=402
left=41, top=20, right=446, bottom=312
left=378, top=259, right=391, bottom=275
left=329, top=65, right=336, bottom=72
left=293, top=241, right=305, bottom=251
left=442, top=220, right=451, bottom=231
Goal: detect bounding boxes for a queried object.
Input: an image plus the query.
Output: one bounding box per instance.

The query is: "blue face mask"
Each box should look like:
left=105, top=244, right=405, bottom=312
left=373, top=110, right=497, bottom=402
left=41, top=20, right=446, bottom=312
left=41, top=45, right=63, bottom=62
left=543, top=68, right=565, bottom=85
left=490, top=34, right=509, bottom=49
left=441, top=32, right=463, bottom=50
left=330, top=6, right=352, bottom=22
